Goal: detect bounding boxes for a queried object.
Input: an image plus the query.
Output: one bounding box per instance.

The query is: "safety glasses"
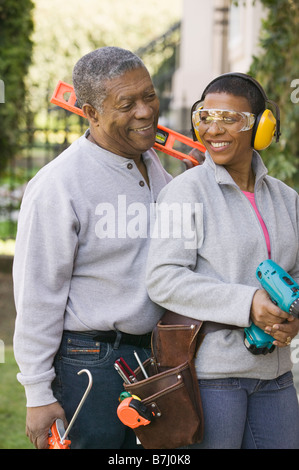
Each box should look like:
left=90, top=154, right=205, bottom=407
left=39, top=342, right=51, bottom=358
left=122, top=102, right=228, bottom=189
left=192, top=104, right=256, bottom=134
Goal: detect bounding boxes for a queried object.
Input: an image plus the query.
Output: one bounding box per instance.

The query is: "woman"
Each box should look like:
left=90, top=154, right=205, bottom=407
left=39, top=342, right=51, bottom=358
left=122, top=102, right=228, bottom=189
left=146, top=73, right=299, bottom=449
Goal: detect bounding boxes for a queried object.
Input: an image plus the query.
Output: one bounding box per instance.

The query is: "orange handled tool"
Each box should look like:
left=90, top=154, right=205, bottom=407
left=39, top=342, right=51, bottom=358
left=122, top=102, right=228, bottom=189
left=50, top=80, right=206, bottom=166
left=48, top=369, right=93, bottom=449
left=117, top=396, right=153, bottom=429
left=48, top=419, right=71, bottom=449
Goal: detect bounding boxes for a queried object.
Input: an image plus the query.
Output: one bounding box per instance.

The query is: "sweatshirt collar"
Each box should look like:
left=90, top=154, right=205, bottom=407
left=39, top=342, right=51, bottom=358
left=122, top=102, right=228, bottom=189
left=204, top=150, right=268, bottom=189
left=82, top=129, right=154, bottom=168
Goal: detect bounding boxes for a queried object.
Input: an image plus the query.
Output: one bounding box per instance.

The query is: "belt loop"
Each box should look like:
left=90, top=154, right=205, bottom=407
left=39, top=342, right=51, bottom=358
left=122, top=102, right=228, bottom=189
left=113, top=330, right=122, bottom=349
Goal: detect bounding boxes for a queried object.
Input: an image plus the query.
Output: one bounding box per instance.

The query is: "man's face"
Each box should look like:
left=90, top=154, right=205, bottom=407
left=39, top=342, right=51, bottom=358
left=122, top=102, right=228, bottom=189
left=91, top=67, right=160, bottom=159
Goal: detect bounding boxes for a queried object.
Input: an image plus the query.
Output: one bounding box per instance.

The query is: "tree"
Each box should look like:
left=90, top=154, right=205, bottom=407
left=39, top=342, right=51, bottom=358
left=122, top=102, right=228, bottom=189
left=0, top=0, right=34, bottom=174
left=26, top=0, right=181, bottom=115
left=247, top=0, right=299, bottom=188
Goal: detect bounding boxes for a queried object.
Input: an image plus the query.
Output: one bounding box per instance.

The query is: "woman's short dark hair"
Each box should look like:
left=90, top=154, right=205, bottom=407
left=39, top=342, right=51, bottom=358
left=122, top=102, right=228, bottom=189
left=203, top=75, right=266, bottom=116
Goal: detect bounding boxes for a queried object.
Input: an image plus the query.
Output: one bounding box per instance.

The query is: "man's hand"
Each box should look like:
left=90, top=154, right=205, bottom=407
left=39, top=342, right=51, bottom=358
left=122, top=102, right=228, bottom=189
left=26, top=401, right=67, bottom=449
left=183, top=148, right=205, bottom=169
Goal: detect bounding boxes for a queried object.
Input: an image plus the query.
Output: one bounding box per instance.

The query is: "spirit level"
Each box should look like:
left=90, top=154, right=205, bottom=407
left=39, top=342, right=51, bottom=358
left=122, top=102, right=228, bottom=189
left=50, top=80, right=206, bottom=166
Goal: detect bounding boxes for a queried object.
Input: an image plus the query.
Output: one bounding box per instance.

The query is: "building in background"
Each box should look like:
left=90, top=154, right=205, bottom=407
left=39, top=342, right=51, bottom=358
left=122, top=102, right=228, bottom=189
left=169, top=0, right=266, bottom=130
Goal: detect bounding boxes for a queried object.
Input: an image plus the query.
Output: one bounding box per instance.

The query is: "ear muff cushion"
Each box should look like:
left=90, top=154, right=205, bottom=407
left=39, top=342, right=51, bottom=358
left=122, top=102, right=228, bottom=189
left=194, top=128, right=204, bottom=145
left=192, top=105, right=204, bottom=144
left=253, top=109, right=276, bottom=150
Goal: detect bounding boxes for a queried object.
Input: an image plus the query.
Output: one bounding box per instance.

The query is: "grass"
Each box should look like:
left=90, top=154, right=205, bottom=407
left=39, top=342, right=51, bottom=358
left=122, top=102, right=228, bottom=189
left=0, top=239, right=15, bottom=256
left=0, top=222, right=17, bottom=242
left=0, top=347, right=34, bottom=449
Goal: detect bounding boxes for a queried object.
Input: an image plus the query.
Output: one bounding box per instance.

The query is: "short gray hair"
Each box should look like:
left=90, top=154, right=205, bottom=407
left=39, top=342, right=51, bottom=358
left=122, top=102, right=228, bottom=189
left=72, top=46, right=146, bottom=112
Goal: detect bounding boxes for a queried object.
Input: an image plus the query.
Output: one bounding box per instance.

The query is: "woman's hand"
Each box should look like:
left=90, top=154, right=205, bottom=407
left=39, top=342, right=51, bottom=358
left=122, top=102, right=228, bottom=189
left=250, top=289, right=298, bottom=347
left=265, top=318, right=299, bottom=347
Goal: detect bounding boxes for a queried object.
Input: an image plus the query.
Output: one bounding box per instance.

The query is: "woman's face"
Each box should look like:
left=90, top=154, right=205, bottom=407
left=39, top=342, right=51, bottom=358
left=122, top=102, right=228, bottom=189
left=198, top=92, right=254, bottom=173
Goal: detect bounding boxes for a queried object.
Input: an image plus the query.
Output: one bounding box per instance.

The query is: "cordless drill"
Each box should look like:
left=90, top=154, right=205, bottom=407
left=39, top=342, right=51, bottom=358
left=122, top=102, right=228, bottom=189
left=244, top=260, right=299, bottom=355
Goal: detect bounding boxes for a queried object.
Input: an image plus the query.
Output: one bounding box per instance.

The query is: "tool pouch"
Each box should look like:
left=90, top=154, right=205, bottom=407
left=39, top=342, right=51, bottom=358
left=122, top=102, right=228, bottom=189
left=123, top=311, right=204, bottom=449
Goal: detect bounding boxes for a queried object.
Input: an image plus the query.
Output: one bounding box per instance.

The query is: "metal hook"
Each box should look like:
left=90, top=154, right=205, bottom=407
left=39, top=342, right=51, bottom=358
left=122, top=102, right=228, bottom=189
left=60, top=369, right=93, bottom=443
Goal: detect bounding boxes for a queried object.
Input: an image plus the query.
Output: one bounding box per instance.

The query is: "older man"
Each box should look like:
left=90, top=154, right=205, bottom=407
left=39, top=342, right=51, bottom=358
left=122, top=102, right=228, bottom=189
left=13, top=47, right=172, bottom=449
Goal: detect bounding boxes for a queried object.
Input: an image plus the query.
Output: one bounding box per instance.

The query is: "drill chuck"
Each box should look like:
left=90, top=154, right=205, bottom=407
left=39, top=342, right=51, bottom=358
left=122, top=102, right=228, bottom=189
left=289, top=298, right=299, bottom=318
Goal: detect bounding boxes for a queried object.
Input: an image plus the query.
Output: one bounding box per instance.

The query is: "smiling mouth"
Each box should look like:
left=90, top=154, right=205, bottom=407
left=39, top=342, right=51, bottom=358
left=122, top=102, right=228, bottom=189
left=131, top=124, right=153, bottom=132
left=209, top=141, right=230, bottom=149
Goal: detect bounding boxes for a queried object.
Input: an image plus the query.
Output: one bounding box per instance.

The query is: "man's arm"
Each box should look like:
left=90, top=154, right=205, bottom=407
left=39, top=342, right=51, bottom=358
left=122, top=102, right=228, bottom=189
left=13, top=174, right=79, bottom=407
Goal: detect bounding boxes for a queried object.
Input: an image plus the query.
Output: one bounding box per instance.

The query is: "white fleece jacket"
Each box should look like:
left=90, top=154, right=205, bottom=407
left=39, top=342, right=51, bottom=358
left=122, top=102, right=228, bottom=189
left=146, top=151, right=299, bottom=380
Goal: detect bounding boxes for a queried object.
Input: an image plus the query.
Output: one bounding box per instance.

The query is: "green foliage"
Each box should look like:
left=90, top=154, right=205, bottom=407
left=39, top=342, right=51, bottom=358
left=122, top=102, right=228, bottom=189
left=0, top=0, right=181, bottom=175
left=27, top=0, right=181, bottom=114
left=248, top=0, right=299, bottom=188
left=0, top=0, right=34, bottom=174
left=0, top=347, right=34, bottom=449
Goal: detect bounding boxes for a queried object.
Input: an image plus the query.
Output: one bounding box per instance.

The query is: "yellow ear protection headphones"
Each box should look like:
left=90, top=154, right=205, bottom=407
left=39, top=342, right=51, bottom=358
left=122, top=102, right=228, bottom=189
left=191, top=72, right=281, bottom=151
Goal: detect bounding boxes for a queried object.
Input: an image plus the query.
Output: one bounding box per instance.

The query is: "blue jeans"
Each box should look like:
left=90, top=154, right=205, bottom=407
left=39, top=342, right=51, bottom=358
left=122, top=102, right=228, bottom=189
left=190, top=373, right=299, bottom=449
left=52, top=330, right=151, bottom=449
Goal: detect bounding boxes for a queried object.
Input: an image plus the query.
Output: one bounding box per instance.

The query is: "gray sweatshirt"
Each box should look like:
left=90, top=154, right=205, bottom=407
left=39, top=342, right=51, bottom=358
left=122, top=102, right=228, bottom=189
left=146, top=151, right=299, bottom=380
left=13, top=132, right=172, bottom=406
